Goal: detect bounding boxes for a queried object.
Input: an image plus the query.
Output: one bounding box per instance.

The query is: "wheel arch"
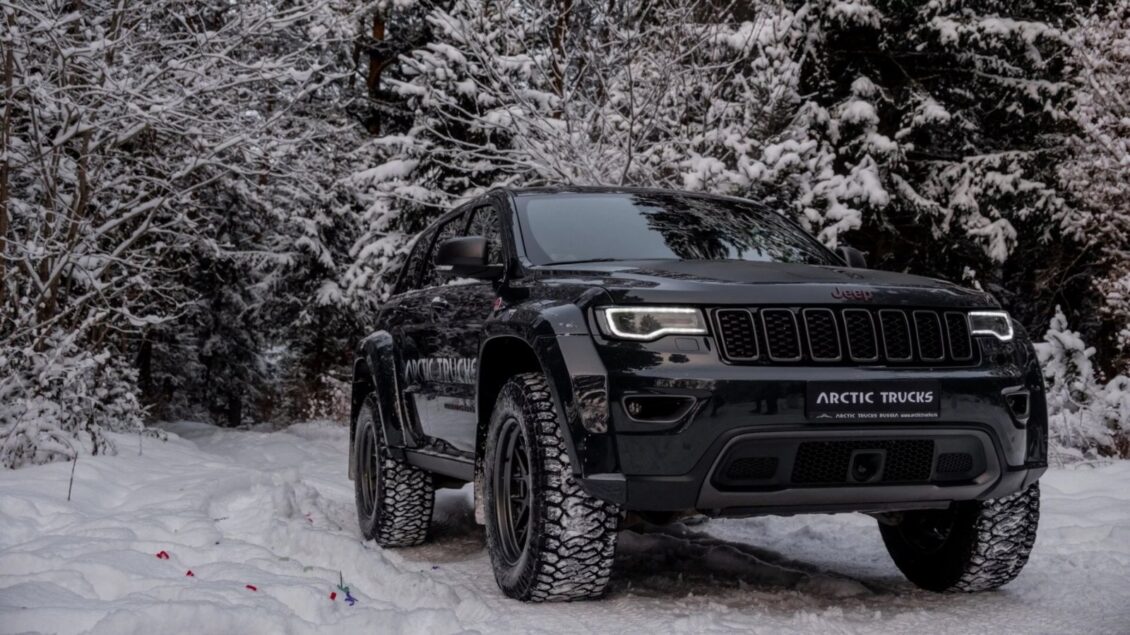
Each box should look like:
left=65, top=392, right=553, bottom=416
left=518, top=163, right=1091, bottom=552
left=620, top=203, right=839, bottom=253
left=475, top=335, right=544, bottom=470
left=351, top=358, right=373, bottom=433
left=350, top=330, right=410, bottom=480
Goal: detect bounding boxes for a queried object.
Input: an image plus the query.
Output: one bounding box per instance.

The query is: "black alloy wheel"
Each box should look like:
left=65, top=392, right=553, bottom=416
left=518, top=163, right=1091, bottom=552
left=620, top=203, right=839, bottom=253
left=357, top=420, right=380, bottom=519
left=492, top=416, right=533, bottom=565
left=483, top=373, right=620, bottom=602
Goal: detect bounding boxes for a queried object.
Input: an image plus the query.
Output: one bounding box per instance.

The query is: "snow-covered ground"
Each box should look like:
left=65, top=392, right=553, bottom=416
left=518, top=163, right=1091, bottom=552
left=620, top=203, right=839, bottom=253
left=1, top=422, right=1127, bottom=635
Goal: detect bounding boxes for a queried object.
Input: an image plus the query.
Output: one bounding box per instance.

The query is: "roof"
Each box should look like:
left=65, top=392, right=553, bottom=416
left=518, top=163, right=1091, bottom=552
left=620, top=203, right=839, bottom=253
left=500, top=185, right=712, bottom=197
left=493, top=185, right=765, bottom=208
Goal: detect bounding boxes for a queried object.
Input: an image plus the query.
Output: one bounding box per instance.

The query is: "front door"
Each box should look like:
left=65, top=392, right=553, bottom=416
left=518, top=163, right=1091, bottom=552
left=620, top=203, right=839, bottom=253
left=428, top=202, right=506, bottom=441
left=397, top=201, right=506, bottom=458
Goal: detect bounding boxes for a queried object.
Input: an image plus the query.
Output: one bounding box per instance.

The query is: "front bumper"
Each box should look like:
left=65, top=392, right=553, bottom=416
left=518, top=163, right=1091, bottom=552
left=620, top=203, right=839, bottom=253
left=561, top=332, right=1048, bottom=516
left=584, top=426, right=1045, bottom=516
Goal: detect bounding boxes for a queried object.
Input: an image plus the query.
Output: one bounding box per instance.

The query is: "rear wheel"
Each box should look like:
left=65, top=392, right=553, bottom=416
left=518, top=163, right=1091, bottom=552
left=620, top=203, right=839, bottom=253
left=483, top=373, right=620, bottom=602
left=879, top=482, right=1040, bottom=592
left=354, top=398, right=433, bottom=547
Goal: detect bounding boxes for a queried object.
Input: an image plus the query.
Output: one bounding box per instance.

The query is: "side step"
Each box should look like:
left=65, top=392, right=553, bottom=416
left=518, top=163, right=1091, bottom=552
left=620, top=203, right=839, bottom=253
left=403, top=449, right=474, bottom=481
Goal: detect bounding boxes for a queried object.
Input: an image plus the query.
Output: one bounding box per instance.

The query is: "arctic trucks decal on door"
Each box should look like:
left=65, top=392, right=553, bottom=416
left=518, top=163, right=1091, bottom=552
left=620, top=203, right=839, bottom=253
left=403, top=357, right=477, bottom=385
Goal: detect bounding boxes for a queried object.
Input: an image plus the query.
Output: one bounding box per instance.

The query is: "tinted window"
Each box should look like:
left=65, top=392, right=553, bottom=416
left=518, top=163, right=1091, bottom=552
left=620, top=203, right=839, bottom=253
left=516, top=192, right=837, bottom=266
left=467, top=206, right=502, bottom=265
left=421, top=215, right=466, bottom=288
left=395, top=229, right=435, bottom=294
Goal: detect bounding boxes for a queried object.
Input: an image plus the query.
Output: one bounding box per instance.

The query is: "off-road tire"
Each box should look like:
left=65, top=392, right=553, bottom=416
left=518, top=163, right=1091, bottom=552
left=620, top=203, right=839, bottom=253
left=483, top=373, right=620, bottom=602
left=879, top=482, right=1040, bottom=592
left=354, top=398, right=433, bottom=547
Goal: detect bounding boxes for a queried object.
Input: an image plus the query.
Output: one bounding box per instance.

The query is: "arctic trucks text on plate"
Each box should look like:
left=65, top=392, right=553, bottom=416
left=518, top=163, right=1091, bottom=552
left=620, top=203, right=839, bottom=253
left=349, top=187, right=1046, bottom=601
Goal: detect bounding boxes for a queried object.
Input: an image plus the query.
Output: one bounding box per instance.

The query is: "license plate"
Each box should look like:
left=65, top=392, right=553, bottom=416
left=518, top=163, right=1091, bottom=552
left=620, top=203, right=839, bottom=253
left=806, top=380, right=941, bottom=421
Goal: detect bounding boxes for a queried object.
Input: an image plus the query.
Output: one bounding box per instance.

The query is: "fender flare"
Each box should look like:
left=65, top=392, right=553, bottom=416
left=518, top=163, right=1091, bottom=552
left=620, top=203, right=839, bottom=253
left=479, top=300, right=616, bottom=478
left=349, top=330, right=411, bottom=480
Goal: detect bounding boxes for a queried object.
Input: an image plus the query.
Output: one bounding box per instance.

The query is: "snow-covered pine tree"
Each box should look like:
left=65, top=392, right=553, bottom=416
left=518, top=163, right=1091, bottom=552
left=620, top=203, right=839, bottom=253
left=1, top=0, right=364, bottom=465
left=1035, top=307, right=1128, bottom=460
left=138, top=0, right=367, bottom=427
left=787, top=1, right=1079, bottom=294
left=1063, top=1, right=1130, bottom=375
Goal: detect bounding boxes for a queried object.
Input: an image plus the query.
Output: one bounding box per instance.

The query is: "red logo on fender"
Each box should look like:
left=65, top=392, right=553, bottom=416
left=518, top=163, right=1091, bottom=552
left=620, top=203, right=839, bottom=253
left=831, top=288, right=873, bottom=301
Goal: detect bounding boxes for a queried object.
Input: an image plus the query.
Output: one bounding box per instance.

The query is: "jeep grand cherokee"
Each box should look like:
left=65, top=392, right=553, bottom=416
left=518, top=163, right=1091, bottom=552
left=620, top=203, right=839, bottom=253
left=348, top=187, right=1045, bottom=601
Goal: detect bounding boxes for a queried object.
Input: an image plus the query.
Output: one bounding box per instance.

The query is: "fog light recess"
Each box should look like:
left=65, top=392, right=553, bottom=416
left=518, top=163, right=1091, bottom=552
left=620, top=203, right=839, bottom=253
left=621, top=395, right=696, bottom=423
left=1004, top=391, right=1030, bottom=420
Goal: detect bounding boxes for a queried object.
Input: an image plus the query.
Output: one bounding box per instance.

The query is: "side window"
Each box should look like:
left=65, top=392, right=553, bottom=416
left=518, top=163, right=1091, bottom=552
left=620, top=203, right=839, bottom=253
left=395, top=229, right=434, bottom=294
left=421, top=215, right=465, bottom=288
left=467, top=206, right=502, bottom=265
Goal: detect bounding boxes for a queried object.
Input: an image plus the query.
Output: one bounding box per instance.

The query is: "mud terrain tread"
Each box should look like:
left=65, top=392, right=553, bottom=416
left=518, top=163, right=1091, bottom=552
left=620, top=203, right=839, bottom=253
left=356, top=400, right=433, bottom=547
left=372, top=452, right=433, bottom=547
left=880, top=481, right=1040, bottom=592
left=486, top=373, right=619, bottom=602
left=949, top=482, right=1040, bottom=592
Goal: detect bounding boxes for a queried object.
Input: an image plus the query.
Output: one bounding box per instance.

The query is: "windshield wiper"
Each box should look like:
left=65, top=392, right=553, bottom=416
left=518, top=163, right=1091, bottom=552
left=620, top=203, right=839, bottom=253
left=543, top=258, right=623, bottom=266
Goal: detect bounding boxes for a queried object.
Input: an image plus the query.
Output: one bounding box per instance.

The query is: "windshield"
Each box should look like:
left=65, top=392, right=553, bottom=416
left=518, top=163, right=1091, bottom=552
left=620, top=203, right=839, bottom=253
left=515, top=192, right=838, bottom=266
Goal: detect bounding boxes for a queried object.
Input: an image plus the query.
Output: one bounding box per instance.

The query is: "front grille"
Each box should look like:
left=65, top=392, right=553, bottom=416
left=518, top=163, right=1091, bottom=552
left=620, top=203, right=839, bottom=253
left=792, top=440, right=935, bottom=484
left=913, top=311, right=945, bottom=361
left=880, top=310, right=913, bottom=361
left=843, top=309, right=878, bottom=361
left=713, top=307, right=977, bottom=366
left=803, top=309, right=841, bottom=361
left=945, top=312, right=973, bottom=360
left=761, top=309, right=802, bottom=361
left=715, top=309, right=758, bottom=360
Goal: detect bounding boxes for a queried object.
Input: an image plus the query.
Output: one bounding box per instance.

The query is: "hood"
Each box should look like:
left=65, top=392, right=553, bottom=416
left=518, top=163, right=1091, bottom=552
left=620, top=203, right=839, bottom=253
left=533, top=260, right=997, bottom=308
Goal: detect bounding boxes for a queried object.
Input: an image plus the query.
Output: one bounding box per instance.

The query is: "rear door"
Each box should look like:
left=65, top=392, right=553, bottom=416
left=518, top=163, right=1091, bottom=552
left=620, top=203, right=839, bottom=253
left=380, top=224, right=437, bottom=447
left=398, top=209, right=478, bottom=455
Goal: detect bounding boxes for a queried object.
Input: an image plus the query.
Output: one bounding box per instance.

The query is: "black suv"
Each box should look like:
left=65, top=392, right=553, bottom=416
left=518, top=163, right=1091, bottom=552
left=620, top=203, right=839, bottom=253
left=349, top=187, right=1046, bottom=602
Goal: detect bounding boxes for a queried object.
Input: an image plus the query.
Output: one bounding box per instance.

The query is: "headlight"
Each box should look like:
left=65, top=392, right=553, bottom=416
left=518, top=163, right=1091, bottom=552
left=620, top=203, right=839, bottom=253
left=969, top=311, right=1014, bottom=341
left=599, top=307, right=708, bottom=341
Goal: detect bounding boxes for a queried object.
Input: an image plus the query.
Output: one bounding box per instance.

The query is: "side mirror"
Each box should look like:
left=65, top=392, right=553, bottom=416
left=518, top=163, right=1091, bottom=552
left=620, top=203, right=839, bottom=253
left=435, top=236, right=504, bottom=280
left=836, top=245, right=867, bottom=269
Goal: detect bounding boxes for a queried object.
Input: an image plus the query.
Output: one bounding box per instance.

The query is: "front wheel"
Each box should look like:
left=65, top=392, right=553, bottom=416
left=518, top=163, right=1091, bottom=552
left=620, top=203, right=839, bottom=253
left=879, top=482, right=1040, bottom=592
left=483, top=373, right=620, bottom=602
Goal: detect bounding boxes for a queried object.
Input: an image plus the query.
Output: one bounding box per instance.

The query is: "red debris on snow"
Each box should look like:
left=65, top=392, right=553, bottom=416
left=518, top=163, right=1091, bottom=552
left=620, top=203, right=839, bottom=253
left=185, top=570, right=195, bottom=577
left=329, top=592, right=337, bottom=601
left=155, top=551, right=170, bottom=560
left=245, top=584, right=258, bottom=591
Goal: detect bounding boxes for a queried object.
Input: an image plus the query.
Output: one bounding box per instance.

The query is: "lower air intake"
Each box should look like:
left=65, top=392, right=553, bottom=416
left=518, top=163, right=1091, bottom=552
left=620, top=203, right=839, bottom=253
left=792, top=440, right=935, bottom=484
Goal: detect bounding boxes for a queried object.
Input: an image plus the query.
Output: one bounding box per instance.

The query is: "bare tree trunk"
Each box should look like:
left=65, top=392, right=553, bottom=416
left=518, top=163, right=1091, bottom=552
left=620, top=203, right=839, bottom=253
left=38, top=131, right=91, bottom=329
left=137, top=334, right=153, bottom=406
left=366, top=14, right=385, bottom=134
left=551, top=0, right=574, bottom=102
left=105, top=0, right=126, bottom=66
left=0, top=14, right=14, bottom=310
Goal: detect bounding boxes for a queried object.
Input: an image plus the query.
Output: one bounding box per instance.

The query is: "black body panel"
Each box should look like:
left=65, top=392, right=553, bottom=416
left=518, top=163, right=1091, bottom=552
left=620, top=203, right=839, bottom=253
left=351, top=186, right=1047, bottom=516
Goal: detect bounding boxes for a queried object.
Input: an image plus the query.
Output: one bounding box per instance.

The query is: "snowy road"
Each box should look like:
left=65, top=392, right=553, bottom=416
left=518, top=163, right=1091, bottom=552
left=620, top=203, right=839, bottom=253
left=1, top=422, right=1127, bottom=634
